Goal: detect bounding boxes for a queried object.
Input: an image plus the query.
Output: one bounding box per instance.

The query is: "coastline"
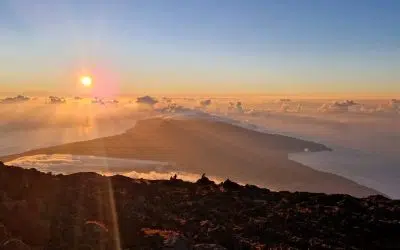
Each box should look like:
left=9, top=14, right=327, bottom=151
left=0, top=118, right=382, bottom=197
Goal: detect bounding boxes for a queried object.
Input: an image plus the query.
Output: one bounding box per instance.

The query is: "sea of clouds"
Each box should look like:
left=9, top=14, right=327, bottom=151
left=1, top=94, right=399, bottom=197
left=5, top=154, right=224, bottom=183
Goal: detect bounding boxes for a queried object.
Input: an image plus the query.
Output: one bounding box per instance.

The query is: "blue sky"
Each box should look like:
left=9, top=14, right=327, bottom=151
left=0, top=0, right=399, bottom=95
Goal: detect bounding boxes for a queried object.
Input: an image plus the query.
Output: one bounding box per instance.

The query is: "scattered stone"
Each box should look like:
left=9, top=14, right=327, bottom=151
left=0, top=163, right=399, bottom=249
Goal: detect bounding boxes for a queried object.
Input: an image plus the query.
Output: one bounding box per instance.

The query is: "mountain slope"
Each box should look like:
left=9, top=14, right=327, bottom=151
left=1, top=118, right=379, bottom=197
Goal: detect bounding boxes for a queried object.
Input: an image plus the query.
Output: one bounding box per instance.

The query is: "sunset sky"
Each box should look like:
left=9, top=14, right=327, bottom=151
left=1, top=0, right=399, bottom=96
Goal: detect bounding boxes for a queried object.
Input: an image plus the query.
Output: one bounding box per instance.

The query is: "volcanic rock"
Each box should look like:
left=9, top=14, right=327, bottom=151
left=0, top=163, right=399, bottom=249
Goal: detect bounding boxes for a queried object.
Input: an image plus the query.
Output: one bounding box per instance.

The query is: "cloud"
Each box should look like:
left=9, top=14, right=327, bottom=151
left=374, top=99, right=400, bottom=114
left=47, top=96, right=66, bottom=104
left=104, top=99, right=119, bottom=104
left=280, top=103, right=290, bottom=112
left=389, top=99, right=400, bottom=108
left=391, top=99, right=400, bottom=104
left=0, top=95, right=30, bottom=104
left=353, top=99, right=400, bottom=114
left=295, top=104, right=303, bottom=113
left=92, top=97, right=106, bottom=105
left=279, top=98, right=291, bottom=103
left=244, top=109, right=270, bottom=117
left=318, top=100, right=358, bottom=112
left=162, top=97, right=173, bottom=103
left=314, top=99, right=399, bottom=115
left=157, top=103, right=188, bottom=113
left=136, top=96, right=158, bottom=107
left=276, top=103, right=302, bottom=113
left=228, top=101, right=244, bottom=113
left=5, top=154, right=224, bottom=183
left=273, top=98, right=292, bottom=104
left=5, top=154, right=171, bottom=174
left=198, top=99, right=212, bottom=108
left=91, top=97, right=119, bottom=105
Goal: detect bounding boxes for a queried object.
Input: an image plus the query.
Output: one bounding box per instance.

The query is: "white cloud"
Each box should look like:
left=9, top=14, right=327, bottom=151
left=162, top=97, right=173, bottom=103
left=157, top=103, right=190, bottom=114
left=244, top=109, right=270, bottom=117
left=318, top=100, right=358, bottom=112
left=228, top=101, right=244, bottom=113
left=5, top=154, right=171, bottom=174
left=295, top=104, right=303, bottom=113
left=389, top=99, right=400, bottom=109
left=354, top=99, right=400, bottom=114
left=280, top=103, right=290, bottom=112
left=5, top=154, right=224, bottom=183
left=374, top=100, right=400, bottom=114
left=391, top=99, right=400, bottom=103
left=275, top=103, right=302, bottom=113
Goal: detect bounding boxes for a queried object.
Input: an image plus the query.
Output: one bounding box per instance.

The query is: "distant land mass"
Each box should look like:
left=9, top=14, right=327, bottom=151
left=1, top=118, right=380, bottom=197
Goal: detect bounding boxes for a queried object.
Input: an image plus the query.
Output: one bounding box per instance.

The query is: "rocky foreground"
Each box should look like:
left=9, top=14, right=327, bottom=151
left=0, top=162, right=399, bottom=250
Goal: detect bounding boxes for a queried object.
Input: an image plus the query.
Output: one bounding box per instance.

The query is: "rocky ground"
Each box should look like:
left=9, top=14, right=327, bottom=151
left=0, top=161, right=399, bottom=250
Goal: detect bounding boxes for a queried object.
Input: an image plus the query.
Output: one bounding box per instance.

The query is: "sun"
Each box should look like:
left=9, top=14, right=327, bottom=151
left=80, top=76, right=92, bottom=87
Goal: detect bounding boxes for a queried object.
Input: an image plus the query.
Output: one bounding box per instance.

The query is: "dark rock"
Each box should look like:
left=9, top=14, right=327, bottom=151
left=0, top=223, right=9, bottom=244
left=193, top=243, right=227, bottom=249
left=221, top=179, right=241, bottom=190
left=0, top=163, right=399, bottom=249
left=2, top=238, right=30, bottom=250
left=366, top=194, right=391, bottom=202
left=196, top=174, right=215, bottom=186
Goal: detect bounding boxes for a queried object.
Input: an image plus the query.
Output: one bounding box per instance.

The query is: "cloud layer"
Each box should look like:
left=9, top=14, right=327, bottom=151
left=5, top=154, right=224, bottom=183
left=0, top=95, right=30, bottom=104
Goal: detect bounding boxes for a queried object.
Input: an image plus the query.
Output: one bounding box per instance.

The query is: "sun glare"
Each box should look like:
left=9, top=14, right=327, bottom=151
left=80, top=76, right=92, bottom=87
